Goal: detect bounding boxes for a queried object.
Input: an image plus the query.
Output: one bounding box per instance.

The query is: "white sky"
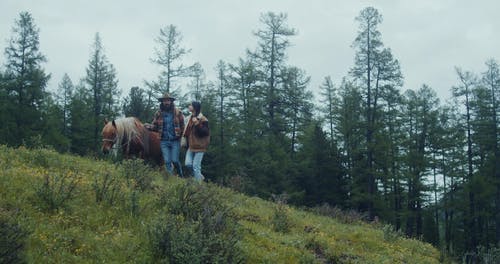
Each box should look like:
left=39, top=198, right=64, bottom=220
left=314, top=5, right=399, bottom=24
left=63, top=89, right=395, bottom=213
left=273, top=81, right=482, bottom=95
left=1, top=0, right=499, bottom=103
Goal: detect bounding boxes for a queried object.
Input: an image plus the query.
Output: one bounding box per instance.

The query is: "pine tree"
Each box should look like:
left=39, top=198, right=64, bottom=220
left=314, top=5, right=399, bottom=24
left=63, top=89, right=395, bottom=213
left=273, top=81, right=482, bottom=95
left=452, top=67, right=478, bottom=251
left=147, top=24, right=193, bottom=99
left=334, top=80, right=364, bottom=209
left=55, top=73, right=74, bottom=139
left=481, top=59, right=500, bottom=244
left=122, top=86, right=150, bottom=122
left=281, top=66, right=312, bottom=156
left=68, top=82, right=94, bottom=155
left=350, top=7, right=403, bottom=219
left=84, top=33, right=120, bottom=152
left=2, top=12, right=50, bottom=146
left=319, top=76, right=337, bottom=143
left=250, top=12, right=296, bottom=136
left=402, top=85, right=439, bottom=237
left=295, top=121, right=347, bottom=207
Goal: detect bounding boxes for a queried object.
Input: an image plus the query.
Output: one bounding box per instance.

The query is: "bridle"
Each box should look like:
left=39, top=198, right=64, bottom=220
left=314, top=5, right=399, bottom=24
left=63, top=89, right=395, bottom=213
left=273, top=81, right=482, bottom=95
left=102, top=137, right=117, bottom=144
left=102, top=137, right=119, bottom=151
left=102, top=134, right=139, bottom=152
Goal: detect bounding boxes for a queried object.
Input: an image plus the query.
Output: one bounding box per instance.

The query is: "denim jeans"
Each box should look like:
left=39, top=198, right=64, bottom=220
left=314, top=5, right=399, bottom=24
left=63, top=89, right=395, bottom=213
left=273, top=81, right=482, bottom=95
left=185, top=149, right=205, bottom=181
left=160, top=140, right=183, bottom=177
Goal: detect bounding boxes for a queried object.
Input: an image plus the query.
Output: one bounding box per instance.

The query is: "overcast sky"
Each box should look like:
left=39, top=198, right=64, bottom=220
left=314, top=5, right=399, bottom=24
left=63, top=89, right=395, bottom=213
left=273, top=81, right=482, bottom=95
left=1, top=0, right=499, bottom=103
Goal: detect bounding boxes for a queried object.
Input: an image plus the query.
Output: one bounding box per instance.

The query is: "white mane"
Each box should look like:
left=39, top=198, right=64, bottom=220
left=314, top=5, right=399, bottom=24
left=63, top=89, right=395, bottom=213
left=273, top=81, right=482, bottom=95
left=113, top=117, right=141, bottom=149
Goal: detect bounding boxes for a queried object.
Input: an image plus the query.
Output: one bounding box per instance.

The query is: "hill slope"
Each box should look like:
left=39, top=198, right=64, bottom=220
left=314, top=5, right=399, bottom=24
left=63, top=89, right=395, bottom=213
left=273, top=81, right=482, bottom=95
left=0, top=146, right=440, bottom=263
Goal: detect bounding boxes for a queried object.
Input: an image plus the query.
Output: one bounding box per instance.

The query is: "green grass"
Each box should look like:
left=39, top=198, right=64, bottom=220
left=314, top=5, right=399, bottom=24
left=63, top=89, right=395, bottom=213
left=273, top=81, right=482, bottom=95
left=0, top=145, right=441, bottom=263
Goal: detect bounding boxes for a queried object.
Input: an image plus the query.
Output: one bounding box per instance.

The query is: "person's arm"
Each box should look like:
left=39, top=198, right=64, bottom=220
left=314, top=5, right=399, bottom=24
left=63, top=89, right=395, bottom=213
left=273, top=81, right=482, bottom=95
left=152, top=111, right=160, bottom=131
left=194, top=120, right=209, bottom=137
left=179, top=110, right=185, bottom=134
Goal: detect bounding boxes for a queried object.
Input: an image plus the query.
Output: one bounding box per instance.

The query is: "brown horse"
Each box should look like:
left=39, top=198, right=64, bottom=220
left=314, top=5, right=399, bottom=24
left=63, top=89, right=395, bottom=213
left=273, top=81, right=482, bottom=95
left=101, top=117, right=162, bottom=165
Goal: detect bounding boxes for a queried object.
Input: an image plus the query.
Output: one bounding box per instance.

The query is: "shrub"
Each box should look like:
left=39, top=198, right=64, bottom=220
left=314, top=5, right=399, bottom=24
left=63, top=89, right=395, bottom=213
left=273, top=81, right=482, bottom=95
left=121, top=159, right=154, bottom=191
left=92, top=171, right=123, bottom=205
left=0, top=210, right=28, bottom=264
left=271, top=193, right=291, bottom=233
left=34, top=171, right=80, bottom=212
left=311, top=203, right=368, bottom=224
left=382, top=224, right=403, bottom=242
left=463, top=245, right=500, bottom=264
left=129, top=190, right=139, bottom=217
left=150, top=181, right=245, bottom=263
left=305, top=238, right=337, bottom=263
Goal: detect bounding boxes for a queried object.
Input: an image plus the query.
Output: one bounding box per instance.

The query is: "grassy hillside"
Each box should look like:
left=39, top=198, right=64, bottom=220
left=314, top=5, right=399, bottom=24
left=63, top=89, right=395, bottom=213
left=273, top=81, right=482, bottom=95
left=0, top=146, right=441, bottom=263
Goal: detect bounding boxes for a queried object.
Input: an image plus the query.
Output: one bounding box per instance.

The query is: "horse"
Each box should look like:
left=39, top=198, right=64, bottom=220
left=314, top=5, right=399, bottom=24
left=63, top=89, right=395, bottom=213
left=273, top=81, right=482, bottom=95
left=101, top=117, right=163, bottom=166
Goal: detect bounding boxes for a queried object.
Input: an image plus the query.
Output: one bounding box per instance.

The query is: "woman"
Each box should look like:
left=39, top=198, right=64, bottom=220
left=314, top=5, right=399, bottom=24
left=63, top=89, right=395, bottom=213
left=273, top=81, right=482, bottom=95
left=182, top=101, right=210, bottom=182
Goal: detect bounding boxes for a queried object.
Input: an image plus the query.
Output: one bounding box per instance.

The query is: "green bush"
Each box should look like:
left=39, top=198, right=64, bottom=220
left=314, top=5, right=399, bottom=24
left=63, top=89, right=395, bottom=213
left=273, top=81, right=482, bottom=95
left=311, top=203, right=368, bottom=224
left=382, top=224, right=403, bottom=242
left=121, top=159, right=154, bottom=191
left=34, top=171, right=80, bottom=212
left=92, top=171, right=123, bottom=205
left=129, top=190, right=139, bottom=217
left=150, top=181, right=245, bottom=263
left=0, top=210, right=28, bottom=264
left=271, top=194, right=291, bottom=233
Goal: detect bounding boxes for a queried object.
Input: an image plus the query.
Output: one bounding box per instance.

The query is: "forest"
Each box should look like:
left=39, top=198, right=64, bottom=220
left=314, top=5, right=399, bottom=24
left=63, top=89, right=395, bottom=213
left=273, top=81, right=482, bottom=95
left=1, top=7, right=499, bottom=261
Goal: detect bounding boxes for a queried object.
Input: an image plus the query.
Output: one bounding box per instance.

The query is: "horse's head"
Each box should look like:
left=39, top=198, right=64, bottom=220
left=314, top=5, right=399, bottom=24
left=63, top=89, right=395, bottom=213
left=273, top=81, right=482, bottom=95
left=101, top=118, right=117, bottom=154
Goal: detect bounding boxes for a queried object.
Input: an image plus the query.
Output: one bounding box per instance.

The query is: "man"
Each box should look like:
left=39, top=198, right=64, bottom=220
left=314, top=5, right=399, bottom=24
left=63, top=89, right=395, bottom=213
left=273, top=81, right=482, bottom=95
left=152, top=93, right=185, bottom=177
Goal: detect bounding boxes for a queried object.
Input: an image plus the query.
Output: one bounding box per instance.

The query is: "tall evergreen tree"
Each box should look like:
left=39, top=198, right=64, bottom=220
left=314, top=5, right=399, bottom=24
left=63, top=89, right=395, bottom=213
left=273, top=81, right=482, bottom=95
left=122, top=86, right=150, bottom=122
left=281, top=66, right=312, bottom=156
left=452, top=67, right=478, bottom=251
left=333, top=80, right=364, bottom=209
left=187, top=62, right=205, bottom=101
left=402, top=85, right=439, bottom=237
left=68, top=81, right=94, bottom=155
left=481, top=59, right=500, bottom=244
left=84, top=33, right=119, bottom=152
left=147, top=24, right=193, bottom=98
left=319, top=76, right=337, bottom=143
left=350, top=7, right=403, bottom=220
left=295, top=121, right=347, bottom=207
left=2, top=12, right=50, bottom=146
left=40, top=94, right=70, bottom=151
left=55, top=73, right=74, bottom=139
left=250, top=12, right=296, bottom=136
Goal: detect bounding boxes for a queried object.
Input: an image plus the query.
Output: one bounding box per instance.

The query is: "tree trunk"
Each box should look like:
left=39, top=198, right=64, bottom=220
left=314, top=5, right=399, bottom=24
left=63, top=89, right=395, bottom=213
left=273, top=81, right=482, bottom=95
left=465, top=89, right=477, bottom=251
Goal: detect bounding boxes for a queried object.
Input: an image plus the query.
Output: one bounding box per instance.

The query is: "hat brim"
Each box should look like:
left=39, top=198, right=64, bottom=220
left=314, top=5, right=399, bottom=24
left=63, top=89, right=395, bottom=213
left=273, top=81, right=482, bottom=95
left=158, top=97, right=176, bottom=102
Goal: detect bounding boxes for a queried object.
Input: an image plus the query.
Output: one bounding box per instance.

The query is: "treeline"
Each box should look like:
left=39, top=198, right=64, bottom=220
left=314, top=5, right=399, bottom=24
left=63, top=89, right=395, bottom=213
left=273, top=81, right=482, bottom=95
left=1, top=8, right=499, bottom=259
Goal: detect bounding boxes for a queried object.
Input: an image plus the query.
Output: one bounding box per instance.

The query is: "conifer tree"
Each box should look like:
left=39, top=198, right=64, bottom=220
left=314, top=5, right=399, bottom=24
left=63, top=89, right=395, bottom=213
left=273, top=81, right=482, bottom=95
left=84, top=33, right=119, bottom=152
left=2, top=12, right=50, bottom=146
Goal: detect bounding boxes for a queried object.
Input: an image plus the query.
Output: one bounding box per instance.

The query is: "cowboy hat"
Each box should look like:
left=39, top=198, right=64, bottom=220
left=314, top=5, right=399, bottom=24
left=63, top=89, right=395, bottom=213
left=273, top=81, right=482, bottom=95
left=157, top=92, right=176, bottom=102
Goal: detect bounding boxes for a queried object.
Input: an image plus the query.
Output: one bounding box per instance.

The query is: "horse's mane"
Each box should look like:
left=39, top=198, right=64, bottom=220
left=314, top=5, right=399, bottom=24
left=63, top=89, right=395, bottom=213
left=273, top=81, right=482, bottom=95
left=115, top=117, right=147, bottom=152
left=113, top=117, right=139, bottom=145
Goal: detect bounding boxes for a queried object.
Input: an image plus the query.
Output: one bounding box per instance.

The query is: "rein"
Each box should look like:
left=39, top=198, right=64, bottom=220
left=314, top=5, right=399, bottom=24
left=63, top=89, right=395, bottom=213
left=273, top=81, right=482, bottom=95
left=102, top=134, right=142, bottom=152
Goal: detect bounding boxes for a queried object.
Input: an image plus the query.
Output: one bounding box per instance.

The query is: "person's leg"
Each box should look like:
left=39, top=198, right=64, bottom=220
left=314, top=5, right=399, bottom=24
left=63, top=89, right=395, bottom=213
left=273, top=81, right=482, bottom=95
left=160, top=141, right=173, bottom=175
left=192, top=152, right=205, bottom=182
left=184, top=149, right=194, bottom=176
left=171, top=140, right=183, bottom=177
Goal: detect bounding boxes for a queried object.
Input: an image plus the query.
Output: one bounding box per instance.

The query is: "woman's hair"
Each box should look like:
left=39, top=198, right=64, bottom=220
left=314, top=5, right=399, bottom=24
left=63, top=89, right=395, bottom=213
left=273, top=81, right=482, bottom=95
left=191, top=101, right=201, bottom=116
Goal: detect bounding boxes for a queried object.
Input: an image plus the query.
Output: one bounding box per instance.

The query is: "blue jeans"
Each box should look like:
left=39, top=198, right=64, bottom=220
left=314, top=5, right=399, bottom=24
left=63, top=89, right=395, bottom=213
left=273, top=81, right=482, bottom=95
left=185, top=149, right=205, bottom=181
left=160, top=140, right=183, bottom=177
